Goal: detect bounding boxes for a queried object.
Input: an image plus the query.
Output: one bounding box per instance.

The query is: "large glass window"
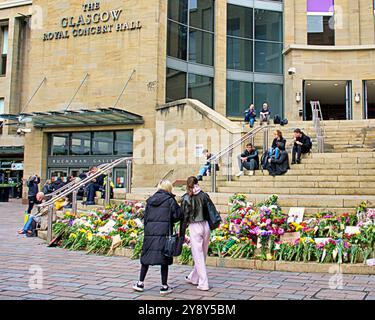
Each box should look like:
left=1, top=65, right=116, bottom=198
left=189, top=0, right=214, bottom=32
left=92, top=132, right=114, bottom=155
left=188, top=73, right=213, bottom=107
left=254, top=83, right=283, bottom=118
left=0, top=24, right=8, bottom=76
left=114, top=131, right=133, bottom=156
left=226, top=80, right=253, bottom=117
left=189, top=28, right=214, bottom=65
left=70, top=132, right=91, bottom=156
left=307, top=0, right=335, bottom=45
left=168, top=0, right=188, bottom=24
left=167, top=21, right=188, bottom=61
left=227, top=4, right=283, bottom=75
left=166, top=68, right=187, bottom=103
left=51, top=134, right=69, bottom=156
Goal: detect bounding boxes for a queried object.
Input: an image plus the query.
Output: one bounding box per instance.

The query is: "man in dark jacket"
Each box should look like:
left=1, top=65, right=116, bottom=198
left=292, top=128, right=312, bottom=164
left=83, top=166, right=105, bottom=205
left=27, top=175, right=40, bottom=214
left=267, top=142, right=290, bottom=177
left=133, top=181, right=183, bottom=295
left=52, top=177, right=65, bottom=192
left=236, top=143, right=259, bottom=177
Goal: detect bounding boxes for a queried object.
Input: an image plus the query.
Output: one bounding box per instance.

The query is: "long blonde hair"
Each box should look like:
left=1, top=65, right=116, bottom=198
left=157, top=179, right=173, bottom=194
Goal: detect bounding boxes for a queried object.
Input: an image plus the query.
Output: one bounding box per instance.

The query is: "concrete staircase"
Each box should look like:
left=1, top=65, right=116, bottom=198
left=83, top=120, right=375, bottom=217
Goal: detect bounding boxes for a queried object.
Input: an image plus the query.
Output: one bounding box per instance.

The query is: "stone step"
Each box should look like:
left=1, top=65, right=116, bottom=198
left=217, top=186, right=375, bottom=195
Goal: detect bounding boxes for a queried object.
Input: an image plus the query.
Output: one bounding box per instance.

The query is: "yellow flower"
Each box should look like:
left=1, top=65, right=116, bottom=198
left=80, top=228, right=87, bottom=233
left=69, top=233, right=77, bottom=239
left=101, top=235, right=106, bottom=240
left=129, top=220, right=135, bottom=227
left=87, top=233, right=93, bottom=241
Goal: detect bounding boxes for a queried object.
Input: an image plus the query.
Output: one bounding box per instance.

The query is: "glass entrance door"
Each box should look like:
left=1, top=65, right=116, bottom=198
left=114, top=168, right=126, bottom=188
left=364, top=80, right=375, bottom=119
left=49, top=168, right=68, bottom=183
left=69, top=168, right=89, bottom=178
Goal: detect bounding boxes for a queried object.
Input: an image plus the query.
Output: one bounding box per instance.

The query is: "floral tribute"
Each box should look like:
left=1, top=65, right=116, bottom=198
left=52, top=195, right=375, bottom=265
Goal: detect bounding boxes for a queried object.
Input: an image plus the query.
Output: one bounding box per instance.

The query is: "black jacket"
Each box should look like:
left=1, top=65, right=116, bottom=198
left=272, top=138, right=287, bottom=149
left=181, top=191, right=212, bottom=225
left=295, top=133, right=312, bottom=151
left=52, top=180, right=65, bottom=191
left=141, top=190, right=183, bottom=266
left=268, top=150, right=290, bottom=176
left=241, top=149, right=259, bottom=169
left=27, top=176, right=40, bottom=197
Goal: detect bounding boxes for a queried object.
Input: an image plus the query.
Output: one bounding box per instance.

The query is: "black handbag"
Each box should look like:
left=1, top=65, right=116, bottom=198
left=163, top=202, right=185, bottom=258
left=205, top=194, right=222, bottom=231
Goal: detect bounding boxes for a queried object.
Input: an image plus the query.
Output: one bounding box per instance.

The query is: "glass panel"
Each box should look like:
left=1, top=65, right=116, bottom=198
left=226, top=80, right=253, bottom=117
left=167, top=21, right=188, bottom=60
left=70, top=132, right=90, bottom=155
left=0, top=98, right=4, bottom=114
left=254, top=83, right=283, bottom=118
left=227, top=4, right=253, bottom=39
left=114, top=131, right=133, bottom=156
left=227, top=37, right=253, bottom=71
left=166, top=68, right=187, bottom=102
left=255, top=41, right=283, bottom=74
left=255, top=9, right=283, bottom=42
left=92, top=132, right=114, bottom=155
left=114, top=169, right=126, bottom=188
left=51, top=133, right=69, bottom=156
left=307, top=15, right=335, bottom=45
left=188, top=73, right=213, bottom=107
left=307, top=0, right=334, bottom=13
left=168, top=0, right=188, bottom=24
left=49, top=169, right=68, bottom=183
left=189, top=28, right=214, bottom=65
left=2, top=26, right=8, bottom=54
left=189, top=0, right=214, bottom=32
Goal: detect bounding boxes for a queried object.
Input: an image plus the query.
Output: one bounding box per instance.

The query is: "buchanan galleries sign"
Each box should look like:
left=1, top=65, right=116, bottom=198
left=43, top=1, right=142, bottom=41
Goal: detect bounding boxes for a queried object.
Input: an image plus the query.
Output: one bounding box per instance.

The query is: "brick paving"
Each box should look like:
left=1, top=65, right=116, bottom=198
left=0, top=200, right=374, bottom=300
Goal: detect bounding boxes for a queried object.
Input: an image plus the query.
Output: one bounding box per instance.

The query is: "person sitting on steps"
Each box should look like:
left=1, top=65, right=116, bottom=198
left=259, top=102, right=271, bottom=125
left=266, top=142, right=290, bottom=177
left=244, top=104, right=257, bottom=128
left=236, top=143, right=259, bottom=177
left=197, top=149, right=218, bottom=181
left=291, top=128, right=312, bottom=164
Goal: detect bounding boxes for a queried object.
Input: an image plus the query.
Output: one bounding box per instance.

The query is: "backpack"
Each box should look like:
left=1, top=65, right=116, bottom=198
left=274, top=115, right=281, bottom=125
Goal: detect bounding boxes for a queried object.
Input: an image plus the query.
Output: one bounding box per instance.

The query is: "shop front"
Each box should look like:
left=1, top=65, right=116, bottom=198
left=47, top=130, right=133, bottom=188
left=0, top=147, right=24, bottom=198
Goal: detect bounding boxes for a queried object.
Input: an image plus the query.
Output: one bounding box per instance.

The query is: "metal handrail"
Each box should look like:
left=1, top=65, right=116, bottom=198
left=44, top=163, right=108, bottom=200
left=40, top=157, right=133, bottom=243
left=209, top=125, right=271, bottom=192
left=311, top=101, right=325, bottom=153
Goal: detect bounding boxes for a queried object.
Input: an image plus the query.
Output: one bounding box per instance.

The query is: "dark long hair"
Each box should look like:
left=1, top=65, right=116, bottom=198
left=187, top=176, right=198, bottom=197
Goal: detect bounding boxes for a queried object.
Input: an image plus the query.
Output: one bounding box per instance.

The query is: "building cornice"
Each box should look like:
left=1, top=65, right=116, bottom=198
left=284, top=44, right=375, bottom=55
left=0, top=0, right=32, bottom=10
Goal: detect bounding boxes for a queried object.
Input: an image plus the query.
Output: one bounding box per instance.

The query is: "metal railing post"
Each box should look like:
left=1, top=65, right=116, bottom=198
left=126, top=160, right=132, bottom=194
left=105, top=175, right=111, bottom=207
left=47, top=205, right=53, bottom=243
left=72, top=190, right=78, bottom=215
left=211, top=161, right=216, bottom=193
left=263, top=128, right=269, bottom=153
left=227, top=150, right=233, bottom=182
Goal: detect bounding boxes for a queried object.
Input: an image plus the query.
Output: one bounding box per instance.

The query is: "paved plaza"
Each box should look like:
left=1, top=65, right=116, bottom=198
left=0, top=200, right=374, bottom=301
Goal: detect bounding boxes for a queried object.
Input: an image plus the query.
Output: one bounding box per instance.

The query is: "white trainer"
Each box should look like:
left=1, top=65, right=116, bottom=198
left=236, top=171, right=244, bottom=177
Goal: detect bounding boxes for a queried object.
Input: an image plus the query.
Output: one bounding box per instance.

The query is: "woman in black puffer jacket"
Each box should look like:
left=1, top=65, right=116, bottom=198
left=132, top=180, right=183, bottom=296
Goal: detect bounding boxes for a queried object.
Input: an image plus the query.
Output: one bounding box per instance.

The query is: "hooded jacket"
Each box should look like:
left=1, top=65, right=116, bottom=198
left=141, top=190, right=183, bottom=266
left=27, top=176, right=40, bottom=197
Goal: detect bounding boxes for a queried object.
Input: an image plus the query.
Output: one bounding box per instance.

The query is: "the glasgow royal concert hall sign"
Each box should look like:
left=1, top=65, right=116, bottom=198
left=43, top=1, right=142, bottom=41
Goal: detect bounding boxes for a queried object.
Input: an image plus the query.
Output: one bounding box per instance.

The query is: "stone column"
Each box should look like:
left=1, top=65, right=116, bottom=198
left=214, top=0, right=227, bottom=116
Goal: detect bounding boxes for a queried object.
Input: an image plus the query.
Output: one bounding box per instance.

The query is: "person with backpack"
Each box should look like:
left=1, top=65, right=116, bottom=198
left=181, top=176, right=219, bottom=291
left=133, top=180, right=183, bottom=296
left=27, top=175, right=40, bottom=214
left=292, top=128, right=312, bottom=164
left=268, top=130, right=286, bottom=160
left=244, top=104, right=257, bottom=128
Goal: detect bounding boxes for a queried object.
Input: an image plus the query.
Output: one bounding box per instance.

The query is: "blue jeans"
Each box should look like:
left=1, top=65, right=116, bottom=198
left=249, top=117, right=255, bottom=128
left=23, top=215, right=34, bottom=233
left=87, top=183, right=100, bottom=202
left=198, top=165, right=210, bottom=177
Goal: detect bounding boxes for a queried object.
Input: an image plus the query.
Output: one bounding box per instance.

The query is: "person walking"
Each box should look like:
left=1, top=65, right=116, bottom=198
left=133, top=180, right=183, bottom=296
left=181, top=176, right=215, bottom=291
left=27, top=175, right=40, bottom=214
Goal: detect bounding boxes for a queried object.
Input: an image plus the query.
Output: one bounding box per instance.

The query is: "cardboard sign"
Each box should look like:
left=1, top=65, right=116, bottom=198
left=344, top=226, right=360, bottom=235
left=366, top=259, right=375, bottom=266
left=280, top=232, right=301, bottom=244
left=287, top=207, right=305, bottom=224
left=195, top=145, right=204, bottom=158
left=314, top=238, right=331, bottom=244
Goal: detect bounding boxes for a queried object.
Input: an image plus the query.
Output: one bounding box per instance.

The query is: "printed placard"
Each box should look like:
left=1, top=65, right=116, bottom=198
left=280, top=232, right=301, bottom=244
left=314, top=238, right=331, bottom=244
left=344, top=226, right=360, bottom=235
left=287, top=207, right=305, bottom=224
